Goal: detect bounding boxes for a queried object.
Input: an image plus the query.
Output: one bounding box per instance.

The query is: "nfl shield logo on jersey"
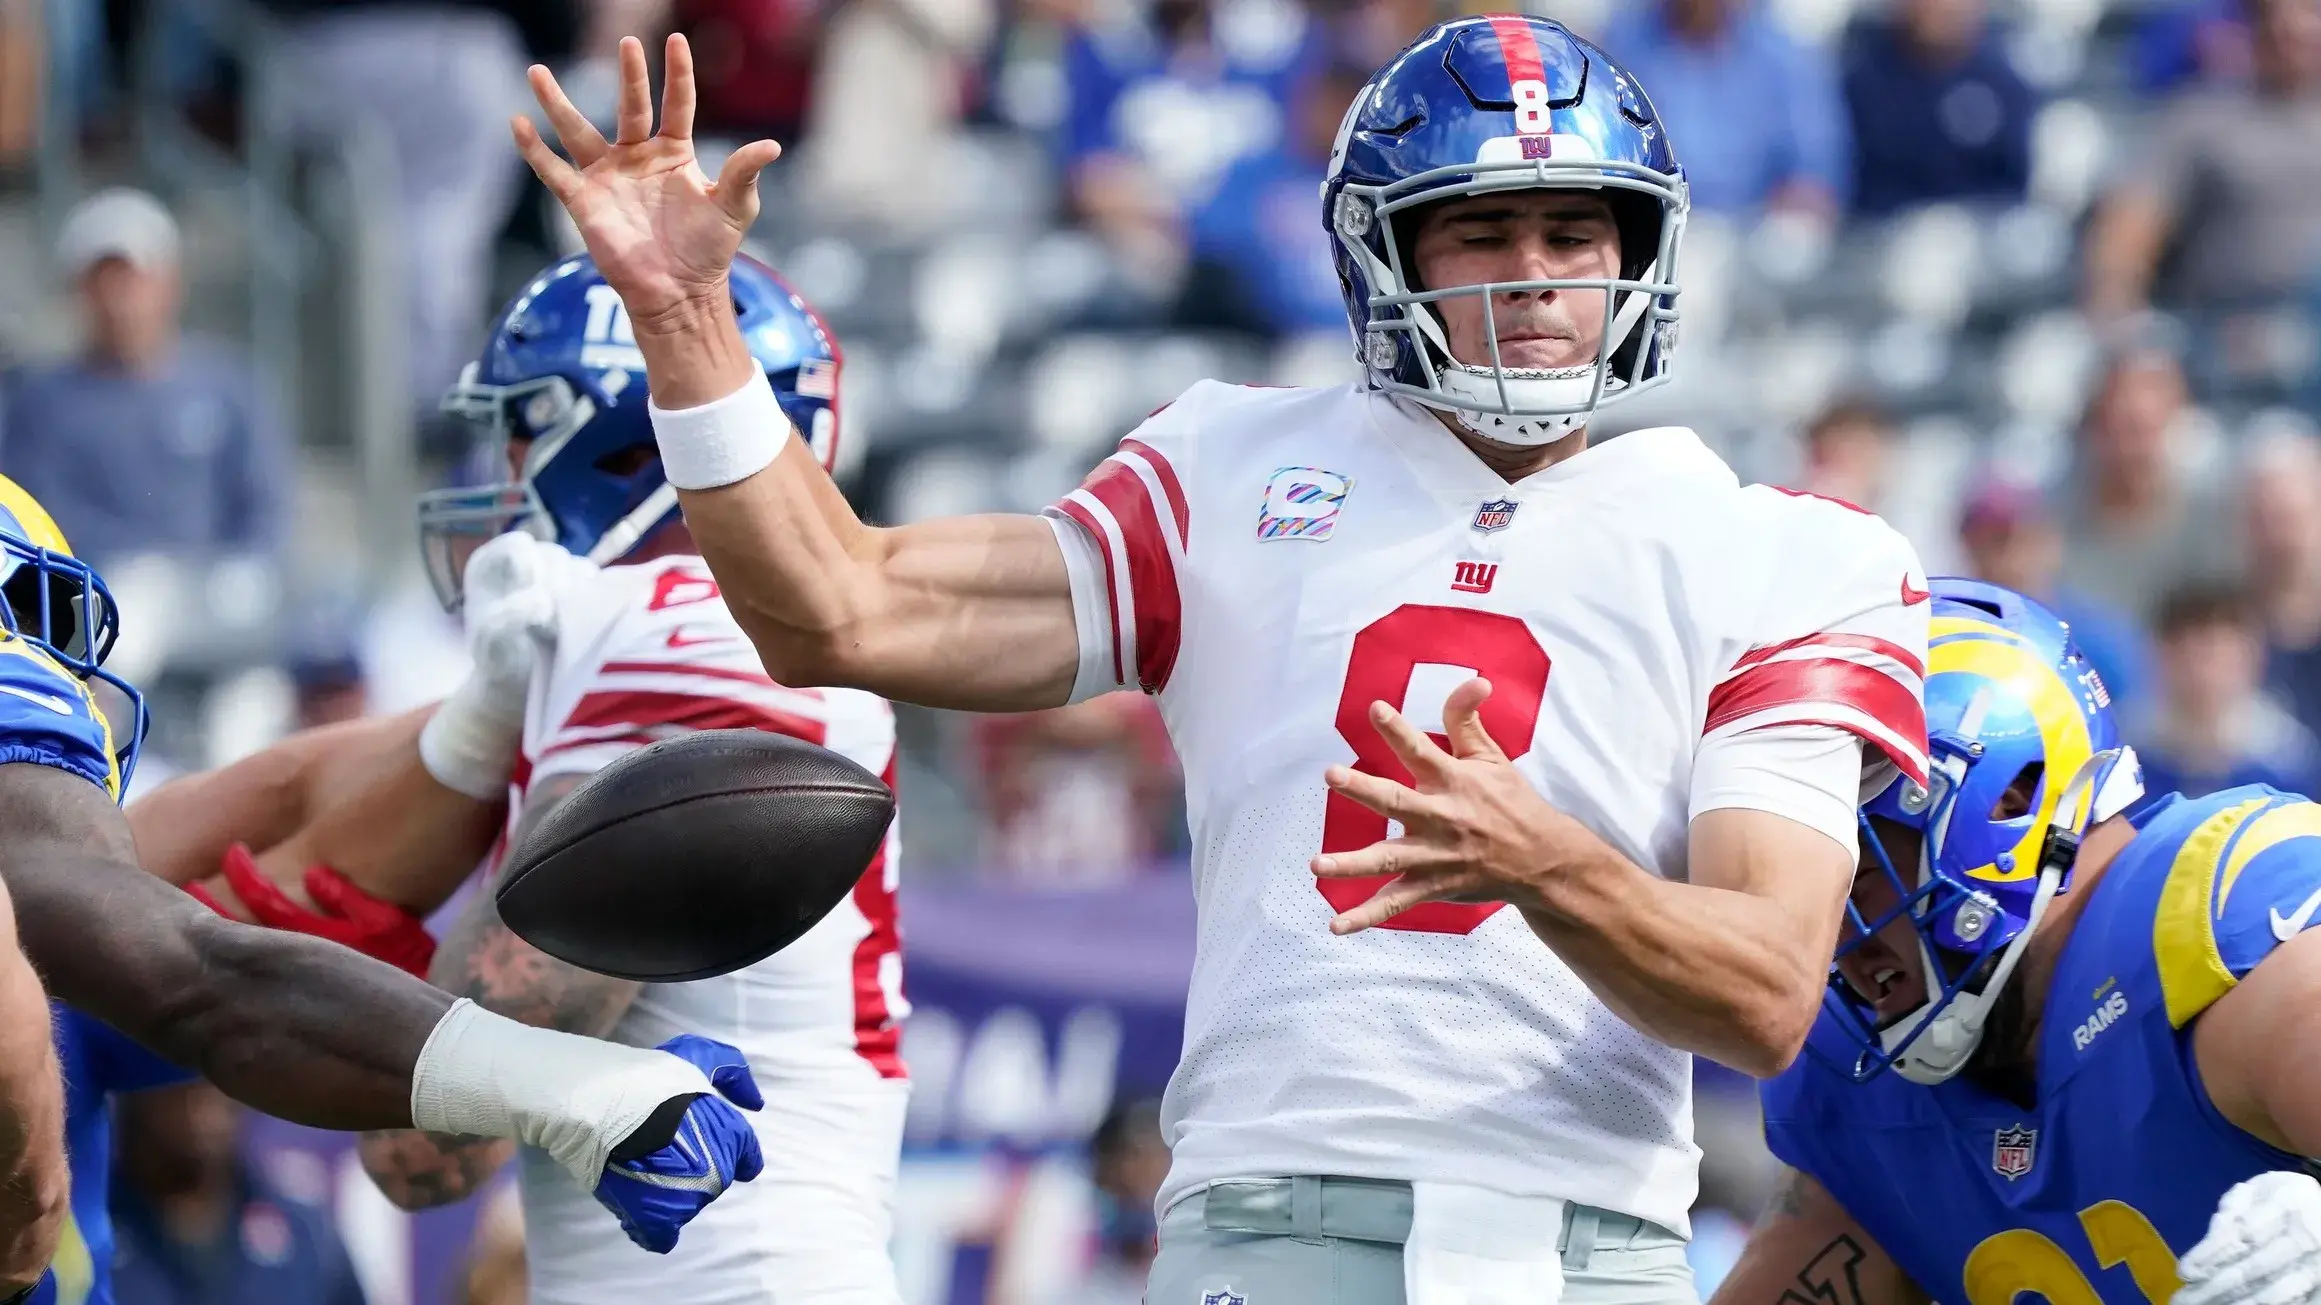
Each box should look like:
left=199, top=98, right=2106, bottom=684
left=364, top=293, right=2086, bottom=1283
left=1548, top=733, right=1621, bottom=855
left=1201, top=1290, right=1248, bottom=1305
left=1992, top=1126, right=2037, bottom=1180
left=1472, top=499, right=1518, bottom=533
left=1258, top=467, right=1353, bottom=541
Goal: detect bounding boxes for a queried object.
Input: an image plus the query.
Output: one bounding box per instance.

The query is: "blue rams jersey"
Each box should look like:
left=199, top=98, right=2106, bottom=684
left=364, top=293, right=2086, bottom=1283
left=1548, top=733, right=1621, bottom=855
left=1765, top=786, right=2321, bottom=1305
left=33, top=1006, right=195, bottom=1305
left=0, top=632, right=116, bottom=798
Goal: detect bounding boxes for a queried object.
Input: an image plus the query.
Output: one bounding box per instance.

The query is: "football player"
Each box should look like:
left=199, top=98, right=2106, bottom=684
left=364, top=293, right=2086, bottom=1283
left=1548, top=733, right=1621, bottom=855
left=0, top=475, right=763, bottom=1295
left=1711, top=578, right=2321, bottom=1305
left=510, top=20, right=1933, bottom=1302
left=130, top=254, right=907, bottom=1305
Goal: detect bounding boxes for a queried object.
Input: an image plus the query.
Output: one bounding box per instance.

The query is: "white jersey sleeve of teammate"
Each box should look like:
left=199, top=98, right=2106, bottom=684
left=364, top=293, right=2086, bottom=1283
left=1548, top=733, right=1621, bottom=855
left=1688, top=490, right=1930, bottom=853
left=1042, top=388, right=1207, bottom=704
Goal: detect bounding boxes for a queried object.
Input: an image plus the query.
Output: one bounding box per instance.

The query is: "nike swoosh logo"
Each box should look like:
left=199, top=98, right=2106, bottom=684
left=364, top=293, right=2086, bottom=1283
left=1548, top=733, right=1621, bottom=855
left=665, top=625, right=738, bottom=650
left=0, top=683, right=74, bottom=715
left=2272, top=885, right=2321, bottom=942
left=1901, top=576, right=1931, bottom=606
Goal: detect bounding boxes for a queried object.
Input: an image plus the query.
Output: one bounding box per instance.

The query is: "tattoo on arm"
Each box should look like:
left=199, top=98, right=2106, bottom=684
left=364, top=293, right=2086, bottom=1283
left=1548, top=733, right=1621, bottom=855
left=1776, top=1236, right=1870, bottom=1305
left=360, top=775, right=640, bottom=1208
left=428, top=774, right=642, bottom=1037
left=358, top=1128, right=514, bottom=1210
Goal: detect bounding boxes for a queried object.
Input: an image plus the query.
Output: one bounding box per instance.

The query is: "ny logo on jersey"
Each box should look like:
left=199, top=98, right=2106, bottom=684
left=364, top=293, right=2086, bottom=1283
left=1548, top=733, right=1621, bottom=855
left=1992, top=1125, right=2037, bottom=1180
left=1451, top=560, right=1498, bottom=594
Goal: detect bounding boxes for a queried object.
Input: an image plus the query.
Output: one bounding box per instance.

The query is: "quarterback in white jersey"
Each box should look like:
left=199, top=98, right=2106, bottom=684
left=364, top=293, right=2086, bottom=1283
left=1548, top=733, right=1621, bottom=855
left=132, top=255, right=908, bottom=1304
left=517, top=19, right=1928, bottom=1305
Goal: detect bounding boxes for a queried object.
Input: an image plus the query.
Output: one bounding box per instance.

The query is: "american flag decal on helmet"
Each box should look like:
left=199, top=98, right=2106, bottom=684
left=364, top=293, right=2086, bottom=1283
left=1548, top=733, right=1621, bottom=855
left=794, top=358, right=838, bottom=400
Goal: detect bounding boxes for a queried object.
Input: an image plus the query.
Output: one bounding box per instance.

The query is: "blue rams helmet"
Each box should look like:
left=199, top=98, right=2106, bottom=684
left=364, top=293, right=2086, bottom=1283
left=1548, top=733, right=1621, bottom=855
left=1323, top=15, right=1687, bottom=446
left=418, top=253, right=843, bottom=609
left=1826, top=577, right=2144, bottom=1085
left=0, top=476, right=145, bottom=793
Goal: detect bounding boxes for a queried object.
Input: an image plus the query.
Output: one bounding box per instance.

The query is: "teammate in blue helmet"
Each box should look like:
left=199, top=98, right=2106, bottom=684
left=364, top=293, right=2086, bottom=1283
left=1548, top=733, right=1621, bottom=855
left=1713, top=578, right=2321, bottom=1305
left=419, top=250, right=842, bottom=608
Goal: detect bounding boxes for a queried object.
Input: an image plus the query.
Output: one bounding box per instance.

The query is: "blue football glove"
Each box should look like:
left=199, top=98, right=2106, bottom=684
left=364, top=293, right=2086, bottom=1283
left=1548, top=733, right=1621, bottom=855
left=591, top=1034, right=765, bottom=1253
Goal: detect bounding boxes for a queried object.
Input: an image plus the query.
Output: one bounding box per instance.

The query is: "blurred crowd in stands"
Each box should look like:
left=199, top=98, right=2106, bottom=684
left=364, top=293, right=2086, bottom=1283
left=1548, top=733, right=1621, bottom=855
left=2, top=0, right=2321, bottom=1295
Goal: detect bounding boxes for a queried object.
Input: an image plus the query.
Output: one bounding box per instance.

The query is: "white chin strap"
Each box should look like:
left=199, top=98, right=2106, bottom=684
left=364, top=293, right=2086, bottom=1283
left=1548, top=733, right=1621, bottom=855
left=1433, top=364, right=1611, bottom=445
left=1880, top=745, right=2142, bottom=1086
left=1418, top=278, right=1653, bottom=448
left=586, top=482, right=681, bottom=565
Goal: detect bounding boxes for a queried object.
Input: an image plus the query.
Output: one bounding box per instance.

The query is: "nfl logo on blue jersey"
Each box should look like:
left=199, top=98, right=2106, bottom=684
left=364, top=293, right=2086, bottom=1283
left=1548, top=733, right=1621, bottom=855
left=1472, top=499, right=1518, bottom=533
left=1992, top=1126, right=2037, bottom=1180
left=1202, top=1290, right=1248, bottom=1305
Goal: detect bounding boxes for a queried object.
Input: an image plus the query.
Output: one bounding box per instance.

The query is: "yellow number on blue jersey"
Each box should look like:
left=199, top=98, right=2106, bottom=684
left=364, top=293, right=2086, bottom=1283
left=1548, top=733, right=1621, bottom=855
left=0, top=634, right=117, bottom=800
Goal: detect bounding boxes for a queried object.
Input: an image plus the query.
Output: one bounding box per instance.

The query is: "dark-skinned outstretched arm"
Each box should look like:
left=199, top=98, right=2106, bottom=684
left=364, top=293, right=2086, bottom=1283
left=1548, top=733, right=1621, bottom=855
left=1707, top=1169, right=1928, bottom=1305
left=0, top=761, right=449, bottom=1128
left=360, top=773, right=644, bottom=1209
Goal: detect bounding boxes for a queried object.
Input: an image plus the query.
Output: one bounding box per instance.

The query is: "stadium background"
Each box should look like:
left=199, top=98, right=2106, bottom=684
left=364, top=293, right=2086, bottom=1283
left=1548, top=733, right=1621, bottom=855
left=3, top=0, right=2320, bottom=1298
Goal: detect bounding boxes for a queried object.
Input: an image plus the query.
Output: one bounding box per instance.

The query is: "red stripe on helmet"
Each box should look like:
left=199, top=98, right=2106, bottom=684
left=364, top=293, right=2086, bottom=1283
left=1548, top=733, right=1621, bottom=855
left=1487, top=14, right=1546, bottom=100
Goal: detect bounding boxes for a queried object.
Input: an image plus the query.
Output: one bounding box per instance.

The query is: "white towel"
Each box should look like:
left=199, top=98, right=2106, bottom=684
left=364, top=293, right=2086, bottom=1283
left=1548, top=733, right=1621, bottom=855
left=1404, top=1182, right=1569, bottom=1305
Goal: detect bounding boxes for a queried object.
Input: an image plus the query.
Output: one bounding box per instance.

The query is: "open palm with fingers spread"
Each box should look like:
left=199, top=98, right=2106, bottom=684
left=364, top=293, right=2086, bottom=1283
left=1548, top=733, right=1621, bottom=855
left=511, top=34, right=783, bottom=329
left=1312, top=677, right=1589, bottom=934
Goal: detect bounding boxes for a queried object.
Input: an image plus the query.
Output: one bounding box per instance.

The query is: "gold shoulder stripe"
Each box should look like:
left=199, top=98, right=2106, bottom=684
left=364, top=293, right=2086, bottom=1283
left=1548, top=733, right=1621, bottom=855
left=0, top=637, right=119, bottom=800
left=2215, top=801, right=2321, bottom=921
left=2156, top=797, right=2273, bottom=1027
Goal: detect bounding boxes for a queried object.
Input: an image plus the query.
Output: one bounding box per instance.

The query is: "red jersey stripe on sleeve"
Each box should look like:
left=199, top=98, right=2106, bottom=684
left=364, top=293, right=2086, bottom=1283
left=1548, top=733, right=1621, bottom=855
left=1118, top=438, right=1189, bottom=546
left=1706, top=657, right=1929, bottom=786
left=1055, top=496, right=1128, bottom=688
left=1078, top=458, right=1184, bottom=693
left=849, top=757, right=906, bottom=1079
left=561, top=689, right=829, bottom=743
left=597, top=660, right=788, bottom=689
left=1730, top=631, right=1927, bottom=681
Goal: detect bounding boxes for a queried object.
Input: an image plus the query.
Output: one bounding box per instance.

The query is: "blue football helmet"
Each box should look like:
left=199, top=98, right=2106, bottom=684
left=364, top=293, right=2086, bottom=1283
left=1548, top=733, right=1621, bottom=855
left=0, top=475, right=145, bottom=792
left=1826, top=578, right=2144, bottom=1085
left=1324, top=15, right=1687, bottom=446
left=419, top=253, right=843, bottom=609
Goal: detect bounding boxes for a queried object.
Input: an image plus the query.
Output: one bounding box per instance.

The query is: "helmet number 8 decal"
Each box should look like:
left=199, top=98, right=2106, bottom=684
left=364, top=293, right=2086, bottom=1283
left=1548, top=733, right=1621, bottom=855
left=1512, top=79, right=1552, bottom=134
left=1318, top=605, right=1550, bottom=935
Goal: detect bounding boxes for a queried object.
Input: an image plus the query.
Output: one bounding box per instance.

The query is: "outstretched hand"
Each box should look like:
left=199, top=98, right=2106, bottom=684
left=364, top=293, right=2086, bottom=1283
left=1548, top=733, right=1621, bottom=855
left=513, top=34, right=781, bottom=332
left=1312, top=677, right=1579, bottom=934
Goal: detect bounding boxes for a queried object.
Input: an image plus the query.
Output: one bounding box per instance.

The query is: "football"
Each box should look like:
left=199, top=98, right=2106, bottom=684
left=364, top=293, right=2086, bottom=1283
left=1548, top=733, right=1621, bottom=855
left=495, top=729, right=896, bottom=982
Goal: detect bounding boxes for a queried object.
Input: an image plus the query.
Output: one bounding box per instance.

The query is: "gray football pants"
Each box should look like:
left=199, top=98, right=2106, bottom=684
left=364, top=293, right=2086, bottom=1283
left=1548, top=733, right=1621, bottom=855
left=1147, top=1177, right=1696, bottom=1305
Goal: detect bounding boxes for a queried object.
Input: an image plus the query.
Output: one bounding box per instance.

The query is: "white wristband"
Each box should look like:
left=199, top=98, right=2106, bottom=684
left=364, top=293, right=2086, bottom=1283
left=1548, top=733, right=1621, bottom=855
left=410, top=998, right=717, bottom=1185
left=418, top=677, right=526, bottom=802
left=647, top=369, right=792, bottom=491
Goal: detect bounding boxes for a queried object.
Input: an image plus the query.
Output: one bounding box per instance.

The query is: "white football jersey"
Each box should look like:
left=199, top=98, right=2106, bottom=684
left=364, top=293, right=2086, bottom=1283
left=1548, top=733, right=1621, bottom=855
left=1045, top=381, right=1929, bottom=1237
left=503, top=553, right=908, bottom=1305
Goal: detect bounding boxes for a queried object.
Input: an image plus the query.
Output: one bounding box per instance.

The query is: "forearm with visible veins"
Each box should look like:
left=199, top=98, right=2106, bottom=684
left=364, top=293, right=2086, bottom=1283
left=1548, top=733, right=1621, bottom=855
left=1519, top=813, right=1843, bottom=1077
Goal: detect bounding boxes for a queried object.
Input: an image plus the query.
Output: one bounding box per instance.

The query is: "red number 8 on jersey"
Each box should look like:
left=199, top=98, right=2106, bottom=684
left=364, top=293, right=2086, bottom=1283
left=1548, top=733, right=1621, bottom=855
left=1318, top=605, right=1553, bottom=935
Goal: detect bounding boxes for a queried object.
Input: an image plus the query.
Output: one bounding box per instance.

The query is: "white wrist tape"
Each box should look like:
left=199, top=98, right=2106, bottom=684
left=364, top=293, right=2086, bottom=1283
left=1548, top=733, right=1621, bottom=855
left=418, top=677, right=526, bottom=802
left=410, top=999, right=715, bottom=1186
left=648, top=369, right=792, bottom=491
